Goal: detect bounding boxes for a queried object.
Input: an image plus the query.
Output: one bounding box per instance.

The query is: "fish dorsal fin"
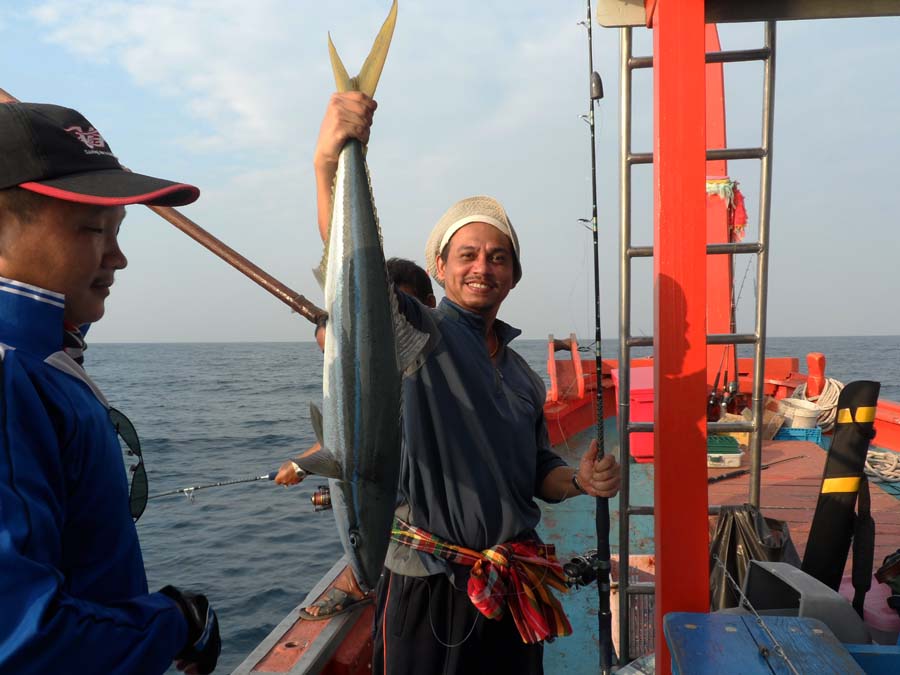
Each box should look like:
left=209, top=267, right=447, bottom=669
left=313, top=249, right=327, bottom=290
left=313, top=158, right=340, bottom=289
left=294, top=443, right=343, bottom=480
left=309, top=402, right=325, bottom=445
left=390, top=284, right=430, bottom=375
left=327, top=0, right=398, bottom=97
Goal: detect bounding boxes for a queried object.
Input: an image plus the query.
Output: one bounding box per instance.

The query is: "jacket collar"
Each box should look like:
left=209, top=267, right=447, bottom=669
left=0, top=276, right=66, bottom=359
left=437, top=297, right=521, bottom=347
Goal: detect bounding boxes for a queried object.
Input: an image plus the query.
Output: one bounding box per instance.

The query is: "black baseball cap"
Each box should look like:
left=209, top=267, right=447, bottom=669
left=0, top=102, right=199, bottom=207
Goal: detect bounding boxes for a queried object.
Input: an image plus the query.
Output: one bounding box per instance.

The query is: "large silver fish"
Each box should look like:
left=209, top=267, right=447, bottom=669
left=299, top=0, right=425, bottom=592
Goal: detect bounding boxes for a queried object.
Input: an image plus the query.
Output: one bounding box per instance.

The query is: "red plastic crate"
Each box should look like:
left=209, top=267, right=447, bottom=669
left=611, top=367, right=655, bottom=462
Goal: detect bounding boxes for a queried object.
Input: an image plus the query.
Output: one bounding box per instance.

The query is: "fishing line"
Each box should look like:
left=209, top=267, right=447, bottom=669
left=711, top=554, right=802, bottom=675
left=426, top=578, right=481, bottom=648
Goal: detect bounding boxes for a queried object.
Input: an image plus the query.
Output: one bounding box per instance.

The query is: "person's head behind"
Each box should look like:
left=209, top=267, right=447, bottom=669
left=0, top=102, right=199, bottom=327
left=387, top=257, right=435, bottom=308
left=425, top=196, right=520, bottom=321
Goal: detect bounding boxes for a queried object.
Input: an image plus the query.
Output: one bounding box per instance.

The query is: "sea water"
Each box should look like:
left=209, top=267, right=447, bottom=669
left=85, top=336, right=898, bottom=672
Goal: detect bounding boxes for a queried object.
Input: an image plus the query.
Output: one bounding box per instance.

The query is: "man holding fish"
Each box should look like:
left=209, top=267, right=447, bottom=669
left=308, top=88, right=621, bottom=673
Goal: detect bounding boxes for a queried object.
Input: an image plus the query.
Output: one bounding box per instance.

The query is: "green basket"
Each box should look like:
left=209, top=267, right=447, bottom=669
left=707, top=435, right=740, bottom=454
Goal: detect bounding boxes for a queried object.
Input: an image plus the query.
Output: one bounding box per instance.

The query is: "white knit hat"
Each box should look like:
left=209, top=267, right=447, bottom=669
left=424, top=195, right=522, bottom=287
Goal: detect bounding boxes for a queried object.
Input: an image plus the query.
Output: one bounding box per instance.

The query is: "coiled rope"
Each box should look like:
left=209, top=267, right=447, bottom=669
left=866, top=450, right=900, bottom=484
left=791, top=377, right=900, bottom=482
left=791, top=378, right=844, bottom=432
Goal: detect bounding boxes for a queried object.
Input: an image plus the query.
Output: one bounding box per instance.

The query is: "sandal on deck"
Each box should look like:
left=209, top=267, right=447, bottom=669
left=298, top=587, right=372, bottom=622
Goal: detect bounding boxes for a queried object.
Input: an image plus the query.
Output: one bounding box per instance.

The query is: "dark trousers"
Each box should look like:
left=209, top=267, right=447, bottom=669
left=372, top=570, right=544, bottom=675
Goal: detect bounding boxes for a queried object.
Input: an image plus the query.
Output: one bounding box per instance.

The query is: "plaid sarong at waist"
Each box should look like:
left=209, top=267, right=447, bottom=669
left=390, top=517, right=572, bottom=644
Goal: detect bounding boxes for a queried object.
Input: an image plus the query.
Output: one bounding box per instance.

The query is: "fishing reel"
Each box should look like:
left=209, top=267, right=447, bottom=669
left=564, top=549, right=610, bottom=588
left=310, top=485, right=332, bottom=512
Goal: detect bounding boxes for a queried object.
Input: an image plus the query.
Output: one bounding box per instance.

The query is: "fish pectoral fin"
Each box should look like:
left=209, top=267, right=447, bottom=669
left=309, top=402, right=325, bottom=446
left=391, top=285, right=431, bottom=375
left=294, top=445, right=343, bottom=480
left=327, top=0, right=398, bottom=97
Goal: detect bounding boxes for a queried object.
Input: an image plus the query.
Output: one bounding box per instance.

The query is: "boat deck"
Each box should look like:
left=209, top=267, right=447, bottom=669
left=709, top=438, right=900, bottom=564
left=233, top=420, right=900, bottom=674
left=539, top=421, right=900, bottom=671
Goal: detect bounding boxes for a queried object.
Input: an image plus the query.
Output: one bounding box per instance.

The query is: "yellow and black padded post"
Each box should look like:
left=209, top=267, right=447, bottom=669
left=801, top=380, right=880, bottom=595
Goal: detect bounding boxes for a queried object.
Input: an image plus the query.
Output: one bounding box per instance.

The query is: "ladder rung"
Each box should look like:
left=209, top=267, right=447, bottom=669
left=626, top=336, right=653, bottom=348
left=707, top=333, right=758, bottom=346
left=630, top=147, right=766, bottom=166
left=708, top=147, right=766, bottom=161
left=707, top=242, right=762, bottom=255
left=625, top=582, right=656, bottom=595
left=707, top=47, right=771, bottom=64
left=709, top=420, right=757, bottom=433
left=627, top=504, right=733, bottom=517
left=625, top=241, right=762, bottom=258
left=627, top=422, right=654, bottom=434
left=627, top=152, right=653, bottom=165
left=629, top=47, right=771, bottom=71
left=628, top=56, right=652, bottom=70
left=629, top=242, right=763, bottom=260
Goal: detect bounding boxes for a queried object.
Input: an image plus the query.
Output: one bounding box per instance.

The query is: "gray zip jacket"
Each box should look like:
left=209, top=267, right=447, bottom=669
left=386, top=296, right=566, bottom=578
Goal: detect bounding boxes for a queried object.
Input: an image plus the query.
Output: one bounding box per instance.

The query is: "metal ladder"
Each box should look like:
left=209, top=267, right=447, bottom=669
left=615, top=21, right=778, bottom=663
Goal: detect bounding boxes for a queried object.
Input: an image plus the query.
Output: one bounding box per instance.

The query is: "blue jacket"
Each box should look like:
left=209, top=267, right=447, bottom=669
left=0, top=277, right=186, bottom=674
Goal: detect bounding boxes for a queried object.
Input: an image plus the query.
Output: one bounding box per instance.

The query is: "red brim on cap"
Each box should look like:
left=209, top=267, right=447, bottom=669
left=20, top=169, right=200, bottom=207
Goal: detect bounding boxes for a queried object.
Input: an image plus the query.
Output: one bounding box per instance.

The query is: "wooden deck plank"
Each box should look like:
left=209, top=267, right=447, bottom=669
left=708, top=440, right=900, bottom=564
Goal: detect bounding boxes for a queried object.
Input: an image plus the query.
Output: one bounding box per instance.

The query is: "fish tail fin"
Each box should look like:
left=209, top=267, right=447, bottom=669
left=357, top=0, right=398, bottom=97
left=328, top=32, right=355, bottom=92
left=327, top=0, right=398, bottom=96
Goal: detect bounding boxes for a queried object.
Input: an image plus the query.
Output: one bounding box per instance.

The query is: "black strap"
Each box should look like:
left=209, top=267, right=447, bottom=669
left=851, top=475, right=875, bottom=617
left=62, top=324, right=87, bottom=365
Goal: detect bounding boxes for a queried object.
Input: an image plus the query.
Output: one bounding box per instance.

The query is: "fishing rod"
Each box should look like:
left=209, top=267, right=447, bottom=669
left=149, top=471, right=279, bottom=502
left=579, top=2, right=613, bottom=672
left=149, top=469, right=334, bottom=511
left=146, top=204, right=327, bottom=326
left=0, top=87, right=327, bottom=329
left=707, top=455, right=805, bottom=484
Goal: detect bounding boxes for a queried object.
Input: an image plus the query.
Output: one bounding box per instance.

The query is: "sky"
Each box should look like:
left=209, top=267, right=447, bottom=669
left=1, top=2, right=898, bottom=342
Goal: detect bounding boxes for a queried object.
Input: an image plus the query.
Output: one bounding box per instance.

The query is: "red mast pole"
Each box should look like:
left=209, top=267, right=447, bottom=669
left=704, top=25, right=735, bottom=393
left=648, top=1, right=710, bottom=672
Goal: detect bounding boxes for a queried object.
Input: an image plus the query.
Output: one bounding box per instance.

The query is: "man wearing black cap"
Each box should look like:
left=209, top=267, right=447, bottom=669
left=0, top=102, right=220, bottom=674
left=312, top=92, right=620, bottom=674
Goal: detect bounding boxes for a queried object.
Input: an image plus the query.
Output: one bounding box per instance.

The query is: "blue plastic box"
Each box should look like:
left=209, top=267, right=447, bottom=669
left=774, top=426, right=824, bottom=448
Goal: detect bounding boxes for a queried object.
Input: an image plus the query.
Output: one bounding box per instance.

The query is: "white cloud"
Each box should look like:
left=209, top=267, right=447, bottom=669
left=11, top=3, right=900, bottom=340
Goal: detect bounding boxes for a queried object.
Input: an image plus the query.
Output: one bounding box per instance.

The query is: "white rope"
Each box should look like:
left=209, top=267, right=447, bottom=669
left=791, top=377, right=844, bottom=432
left=866, top=450, right=900, bottom=483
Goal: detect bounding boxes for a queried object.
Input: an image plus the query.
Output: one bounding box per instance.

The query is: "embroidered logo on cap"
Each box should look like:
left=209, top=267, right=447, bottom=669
left=65, top=125, right=107, bottom=149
